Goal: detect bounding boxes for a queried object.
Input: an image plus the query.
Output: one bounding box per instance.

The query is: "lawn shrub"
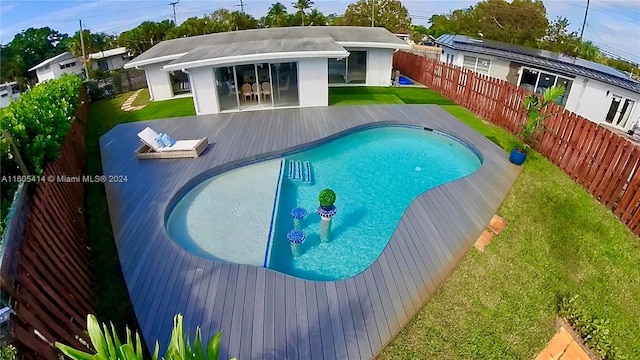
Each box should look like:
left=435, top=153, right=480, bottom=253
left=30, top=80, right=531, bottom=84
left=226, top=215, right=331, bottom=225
left=559, top=295, right=626, bottom=360
left=0, top=74, right=83, bottom=234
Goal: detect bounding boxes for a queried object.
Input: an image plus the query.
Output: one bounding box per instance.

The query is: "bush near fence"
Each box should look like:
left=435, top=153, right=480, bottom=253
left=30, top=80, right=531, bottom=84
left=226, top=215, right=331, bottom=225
left=0, top=82, right=93, bottom=359
left=393, top=51, right=640, bottom=237
left=0, top=75, right=85, bottom=235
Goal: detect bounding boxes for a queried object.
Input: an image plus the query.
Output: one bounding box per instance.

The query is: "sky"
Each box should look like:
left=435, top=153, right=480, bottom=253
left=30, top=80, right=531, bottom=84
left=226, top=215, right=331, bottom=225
left=1, top=0, right=639, bottom=63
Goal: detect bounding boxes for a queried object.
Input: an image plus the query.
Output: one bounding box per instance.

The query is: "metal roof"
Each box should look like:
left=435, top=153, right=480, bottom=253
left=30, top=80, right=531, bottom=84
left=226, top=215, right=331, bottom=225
left=126, top=26, right=410, bottom=69
left=28, top=52, right=78, bottom=71
left=437, top=34, right=640, bottom=94
left=89, top=47, right=129, bottom=60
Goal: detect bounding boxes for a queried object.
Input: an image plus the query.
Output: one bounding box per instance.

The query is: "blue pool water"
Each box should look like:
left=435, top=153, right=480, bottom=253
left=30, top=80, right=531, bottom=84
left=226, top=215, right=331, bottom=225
left=398, top=76, right=414, bottom=85
left=268, top=127, right=480, bottom=280
left=166, top=126, right=481, bottom=281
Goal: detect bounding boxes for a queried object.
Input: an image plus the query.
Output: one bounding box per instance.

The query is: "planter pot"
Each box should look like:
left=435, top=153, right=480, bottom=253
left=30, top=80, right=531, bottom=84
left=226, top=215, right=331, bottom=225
left=509, top=148, right=527, bottom=165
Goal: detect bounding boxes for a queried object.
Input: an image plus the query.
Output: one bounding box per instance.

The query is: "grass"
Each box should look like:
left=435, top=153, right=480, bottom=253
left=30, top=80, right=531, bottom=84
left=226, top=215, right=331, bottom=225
left=85, top=87, right=640, bottom=358
left=130, top=88, right=150, bottom=107
left=326, top=87, right=640, bottom=359
left=329, top=86, right=455, bottom=106
left=85, top=91, right=194, bottom=332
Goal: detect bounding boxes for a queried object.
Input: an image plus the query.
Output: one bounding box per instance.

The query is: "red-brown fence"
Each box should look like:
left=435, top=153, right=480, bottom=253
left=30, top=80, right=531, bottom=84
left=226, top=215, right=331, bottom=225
left=394, top=51, right=640, bottom=237
left=1, top=90, right=93, bottom=359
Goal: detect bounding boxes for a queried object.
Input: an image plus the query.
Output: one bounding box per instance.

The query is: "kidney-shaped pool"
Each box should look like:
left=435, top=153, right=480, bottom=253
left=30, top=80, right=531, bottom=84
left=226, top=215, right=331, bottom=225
left=166, top=126, right=481, bottom=281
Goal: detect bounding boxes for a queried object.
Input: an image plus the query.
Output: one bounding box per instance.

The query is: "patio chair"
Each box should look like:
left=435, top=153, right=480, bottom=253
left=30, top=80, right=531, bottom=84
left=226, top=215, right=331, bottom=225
left=241, top=84, right=252, bottom=101
left=251, top=83, right=261, bottom=101
left=135, top=127, right=208, bottom=159
left=261, top=82, right=271, bottom=100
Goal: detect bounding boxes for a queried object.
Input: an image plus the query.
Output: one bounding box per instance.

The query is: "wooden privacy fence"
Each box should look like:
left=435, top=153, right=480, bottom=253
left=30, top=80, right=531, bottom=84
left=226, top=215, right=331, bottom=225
left=394, top=51, right=640, bottom=237
left=0, top=90, right=93, bottom=359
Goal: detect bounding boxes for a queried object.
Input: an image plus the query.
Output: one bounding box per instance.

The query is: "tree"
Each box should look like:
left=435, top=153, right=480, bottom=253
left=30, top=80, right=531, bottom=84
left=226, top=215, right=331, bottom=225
left=264, top=2, right=290, bottom=27
left=426, top=0, right=548, bottom=47
left=209, top=9, right=259, bottom=32
left=341, top=0, right=411, bottom=33
left=2, top=27, right=69, bottom=81
left=411, top=24, right=429, bottom=43
left=166, top=16, right=219, bottom=38
left=538, top=17, right=581, bottom=56
left=306, top=9, right=328, bottom=26
left=577, top=41, right=602, bottom=62
left=117, top=20, right=175, bottom=55
left=292, top=0, right=314, bottom=26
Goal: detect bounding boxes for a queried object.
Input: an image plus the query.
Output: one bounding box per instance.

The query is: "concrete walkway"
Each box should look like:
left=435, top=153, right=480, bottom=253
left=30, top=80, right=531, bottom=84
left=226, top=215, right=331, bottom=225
left=535, top=326, right=591, bottom=360
left=120, top=89, right=146, bottom=112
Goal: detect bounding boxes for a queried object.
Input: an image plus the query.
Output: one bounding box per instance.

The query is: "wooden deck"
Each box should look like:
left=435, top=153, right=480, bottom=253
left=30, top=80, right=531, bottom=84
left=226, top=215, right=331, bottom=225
left=100, top=105, right=520, bottom=359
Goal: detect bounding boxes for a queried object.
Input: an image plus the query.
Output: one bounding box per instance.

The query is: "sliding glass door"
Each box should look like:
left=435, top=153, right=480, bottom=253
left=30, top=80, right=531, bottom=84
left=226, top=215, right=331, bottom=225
left=214, top=66, right=239, bottom=111
left=270, top=62, right=299, bottom=107
left=214, top=62, right=298, bottom=112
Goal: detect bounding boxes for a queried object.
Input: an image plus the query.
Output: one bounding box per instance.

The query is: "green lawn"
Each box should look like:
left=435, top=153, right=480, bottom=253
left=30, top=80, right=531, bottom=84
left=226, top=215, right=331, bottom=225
left=85, top=87, right=639, bottom=358
left=329, top=86, right=455, bottom=105
left=85, top=91, right=194, bottom=332
left=130, top=88, right=151, bottom=107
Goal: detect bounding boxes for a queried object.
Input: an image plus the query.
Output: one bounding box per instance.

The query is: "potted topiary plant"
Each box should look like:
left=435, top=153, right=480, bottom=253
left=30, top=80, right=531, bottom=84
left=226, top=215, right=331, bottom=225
left=509, top=85, right=566, bottom=165
left=317, top=189, right=337, bottom=243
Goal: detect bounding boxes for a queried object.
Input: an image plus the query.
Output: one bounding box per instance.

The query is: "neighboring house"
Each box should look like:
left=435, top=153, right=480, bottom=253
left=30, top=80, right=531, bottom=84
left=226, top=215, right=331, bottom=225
left=394, top=33, right=414, bottom=45
left=437, top=34, right=640, bottom=133
left=124, top=26, right=410, bottom=115
left=28, top=52, right=84, bottom=83
left=0, top=81, right=21, bottom=108
left=89, top=47, right=132, bottom=71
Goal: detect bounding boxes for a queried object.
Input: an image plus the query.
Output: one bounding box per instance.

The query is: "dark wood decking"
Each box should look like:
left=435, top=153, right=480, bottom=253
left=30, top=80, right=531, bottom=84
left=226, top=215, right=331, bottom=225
left=100, top=105, right=520, bottom=359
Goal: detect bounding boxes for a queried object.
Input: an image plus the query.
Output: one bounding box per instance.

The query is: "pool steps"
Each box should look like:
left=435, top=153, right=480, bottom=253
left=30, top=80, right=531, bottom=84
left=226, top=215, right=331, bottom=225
left=287, top=160, right=312, bottom=184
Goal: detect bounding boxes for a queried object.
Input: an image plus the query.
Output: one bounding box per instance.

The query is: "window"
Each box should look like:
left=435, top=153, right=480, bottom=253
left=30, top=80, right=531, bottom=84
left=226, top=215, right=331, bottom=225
left=328, top=50, right=367, bottom=84
left=59, top=62, right=76, bottom=70
left=517, top=67, right=573, bottom=106
left=170, top=71, right=191, bottom=95
left=445, top=54, right=454, bottom=65
left=605, top=96, right=636, bottom=129
left=97, top=59, right=109, bottom=71
left=462, top=55, right=491, bottom=75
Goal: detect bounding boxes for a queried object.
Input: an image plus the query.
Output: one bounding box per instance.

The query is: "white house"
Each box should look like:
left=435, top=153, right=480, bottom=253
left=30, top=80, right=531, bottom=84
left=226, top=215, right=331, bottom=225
left=89, top=47, right=132, bottom=71
left=0, top=81, right=21, bottom=108
left=124, top=26, right=410, bottom=115
left=437, top=34, right=640, bottom=133
left=28, top=52, right=84, bottom=83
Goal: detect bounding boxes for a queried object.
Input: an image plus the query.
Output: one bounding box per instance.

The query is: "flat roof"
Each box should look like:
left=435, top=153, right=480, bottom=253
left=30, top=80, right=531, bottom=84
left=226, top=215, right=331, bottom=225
left=164, top=37, right=349, bottom=71
left=438, top=34, right=640, bottom=94
left=89, top=47, right=128, bottom=60
left=28, top=52, right=78, bottom=71
left=126, top=26, right=410, bottom=69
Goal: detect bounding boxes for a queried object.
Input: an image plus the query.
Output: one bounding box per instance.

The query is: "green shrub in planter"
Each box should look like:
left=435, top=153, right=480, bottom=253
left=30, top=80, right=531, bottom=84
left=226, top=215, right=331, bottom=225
left=318, top=189, right=336, bottom=209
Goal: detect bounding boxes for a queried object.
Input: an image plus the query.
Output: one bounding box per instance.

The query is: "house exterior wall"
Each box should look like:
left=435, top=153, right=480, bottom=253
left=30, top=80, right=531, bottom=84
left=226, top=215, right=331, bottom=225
left=442, top=49, right=510, bottom=80
left=366, top=48, right=394, bottom=86
left=298, top=57, right=328, bottom=107
left=92, top=55, right=128, bottom=71
left=144, top=62, right=173, bottom=101
left=0, top=84, right=20, bottom=108
left=565, top=76, right=640, bottom=131
left=36, top=67, right=56, bottom=83
left=189, top=67, right=218, bottom=115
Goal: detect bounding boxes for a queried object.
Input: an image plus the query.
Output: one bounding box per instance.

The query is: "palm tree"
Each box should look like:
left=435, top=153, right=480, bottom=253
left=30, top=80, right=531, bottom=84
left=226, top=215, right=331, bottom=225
left=306, top=9, right=327, bottom=26
left=267, top=2, right=289, bottom=27
left=292, top=0, right=313, bottom=26
left=578, top=41, right=601, bottom=62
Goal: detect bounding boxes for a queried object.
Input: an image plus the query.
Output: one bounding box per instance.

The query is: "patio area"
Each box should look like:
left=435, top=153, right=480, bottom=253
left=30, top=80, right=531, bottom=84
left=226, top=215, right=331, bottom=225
left=99, top=105, right=520, bottom=359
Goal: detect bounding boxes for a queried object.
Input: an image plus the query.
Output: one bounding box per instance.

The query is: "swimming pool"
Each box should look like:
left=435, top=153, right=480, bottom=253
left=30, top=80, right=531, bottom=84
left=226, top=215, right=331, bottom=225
left=166, top=126, right=481, bottom=280
left=397, top=76, right=414, bottom=85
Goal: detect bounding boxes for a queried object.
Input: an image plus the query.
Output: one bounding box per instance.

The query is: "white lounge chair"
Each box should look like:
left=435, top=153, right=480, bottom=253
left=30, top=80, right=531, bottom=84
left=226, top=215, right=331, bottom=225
left=136, top=127, right=208, bottom=159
